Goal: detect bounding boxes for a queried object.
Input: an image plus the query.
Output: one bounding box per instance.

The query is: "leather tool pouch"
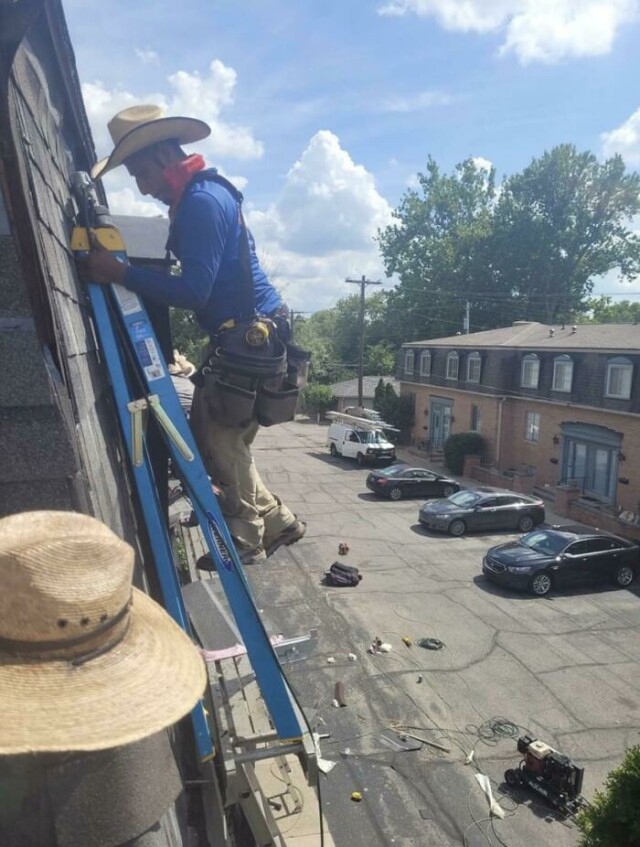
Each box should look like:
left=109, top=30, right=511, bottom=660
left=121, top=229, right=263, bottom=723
left=285, top=343, right=311, bottom=390
left=203, top=373, right=257, bottom=428
left=255, top=379, right=300, bottom=427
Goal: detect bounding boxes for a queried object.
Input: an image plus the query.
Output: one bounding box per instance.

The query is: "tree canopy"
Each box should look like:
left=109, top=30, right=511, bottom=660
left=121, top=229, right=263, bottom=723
left=377, top=146, right=640, bottom=337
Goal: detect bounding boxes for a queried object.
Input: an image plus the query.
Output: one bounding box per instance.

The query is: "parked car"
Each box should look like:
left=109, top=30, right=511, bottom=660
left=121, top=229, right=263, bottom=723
left=366, top=464, right=460, bottom=501
left=419, top=488, right=545, bottom=536
left=482, top=525, right=639, bottom=596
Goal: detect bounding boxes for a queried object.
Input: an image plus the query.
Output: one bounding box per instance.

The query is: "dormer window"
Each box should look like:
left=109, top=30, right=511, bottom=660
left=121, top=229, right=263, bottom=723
left=404, top=349, right=415, bottom=375
left=446, top=352, right=459, bottom=380
left=467, top=352, right=481, bottom=383
left=419, top=350, right=431, bottom=377
left=605, top=357, right=633, bottom=399
left=521, top=354, right=540, bottom=389
left=552, top=355, right=573, bottom=393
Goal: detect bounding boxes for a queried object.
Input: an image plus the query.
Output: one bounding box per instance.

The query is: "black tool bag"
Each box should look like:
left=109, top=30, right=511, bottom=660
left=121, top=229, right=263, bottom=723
left=323, top=561, right=363, bottom=587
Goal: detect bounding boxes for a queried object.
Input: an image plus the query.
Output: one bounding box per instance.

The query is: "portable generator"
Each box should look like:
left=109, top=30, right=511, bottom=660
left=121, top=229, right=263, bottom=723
left=504, top=735, right=586, bottom=815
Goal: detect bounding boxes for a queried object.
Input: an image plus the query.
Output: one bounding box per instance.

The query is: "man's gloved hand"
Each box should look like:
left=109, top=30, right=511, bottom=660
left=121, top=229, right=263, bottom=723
left=76, top=233, right=127, bottom=286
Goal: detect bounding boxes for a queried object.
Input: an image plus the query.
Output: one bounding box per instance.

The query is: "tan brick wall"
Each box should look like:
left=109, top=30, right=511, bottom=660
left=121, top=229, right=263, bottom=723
left=402, top=382, right=639, bottom=511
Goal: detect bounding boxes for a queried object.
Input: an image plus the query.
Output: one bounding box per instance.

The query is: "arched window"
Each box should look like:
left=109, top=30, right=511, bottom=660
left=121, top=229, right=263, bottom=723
left=605, top=357, right=633, bottom=399
left=446, top=351, right=459, bottom=380
left=404, top=349, right=415, bottom=375
left=419, top=350, right=431, bottom=377
left=521, top=354, right=540, bottom=389
left=552, top=355, right=573, bottom=393
left=467, top=352, right=481, bottom=383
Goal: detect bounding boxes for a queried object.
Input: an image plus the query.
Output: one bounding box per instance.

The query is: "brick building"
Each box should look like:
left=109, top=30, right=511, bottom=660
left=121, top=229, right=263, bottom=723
left=398, top=321, right=640, bottom=515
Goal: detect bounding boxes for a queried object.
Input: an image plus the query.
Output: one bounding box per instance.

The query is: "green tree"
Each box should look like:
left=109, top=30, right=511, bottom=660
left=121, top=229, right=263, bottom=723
left=301, top=384, right=335, bottom=420
left=492, top=146, right=640, bottom=324
left=373, top=380, right=414, bottom=442
left=169, top=308, right=208, bottom=364
left=582, top=297, right=640, bottom=324
left=377, top=157, right=498, bottom=343
left=364, top=341, right=396, bottom=375
left=577, top=745, right=640, bottom=847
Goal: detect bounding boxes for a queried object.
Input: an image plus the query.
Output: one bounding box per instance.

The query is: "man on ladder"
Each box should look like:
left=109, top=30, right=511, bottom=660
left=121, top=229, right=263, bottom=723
left=80, top=105, right=306, bottom=566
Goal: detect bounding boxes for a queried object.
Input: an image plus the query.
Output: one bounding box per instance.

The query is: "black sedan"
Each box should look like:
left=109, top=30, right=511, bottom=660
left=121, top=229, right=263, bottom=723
left=419, top=488, right=545, bottom=536
left=366, top=464, right=460, bottom=501
left=483, top=525, right=639, bottom=596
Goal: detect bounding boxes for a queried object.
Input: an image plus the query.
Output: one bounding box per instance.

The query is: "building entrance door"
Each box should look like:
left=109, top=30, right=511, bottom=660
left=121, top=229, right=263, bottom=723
left=430, top=399, right=452, bottom=450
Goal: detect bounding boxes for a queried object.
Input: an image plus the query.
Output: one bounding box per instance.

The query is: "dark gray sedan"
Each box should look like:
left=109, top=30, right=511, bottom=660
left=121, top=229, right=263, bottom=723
left=419, top=488, right=546, bottom=536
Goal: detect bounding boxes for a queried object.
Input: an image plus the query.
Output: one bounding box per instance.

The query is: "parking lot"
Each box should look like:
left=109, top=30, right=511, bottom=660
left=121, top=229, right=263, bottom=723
left=246, top=419, right=640, bottom=847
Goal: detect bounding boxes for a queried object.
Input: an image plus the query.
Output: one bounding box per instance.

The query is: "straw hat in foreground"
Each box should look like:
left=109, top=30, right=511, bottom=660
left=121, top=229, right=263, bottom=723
left=0, top=510, right=206, bottom=753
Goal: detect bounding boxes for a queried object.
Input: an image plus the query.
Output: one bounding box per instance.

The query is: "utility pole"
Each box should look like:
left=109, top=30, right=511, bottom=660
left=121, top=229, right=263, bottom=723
left=463, top=301, right=470, bottom=334
left=345, top=275, right=382, bottom=407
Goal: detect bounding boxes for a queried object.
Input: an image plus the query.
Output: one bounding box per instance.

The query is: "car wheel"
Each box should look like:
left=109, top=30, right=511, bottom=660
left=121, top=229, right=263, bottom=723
left=442, top=484, right=455, bottom=498
left=530, top=572, right=552, bottom=596
left=330, top=443, right=338, bottom=457
left=449, top=519, right=466, bottom=537
left=356, top=452, right=365, bottom=467
left=518, top=515, right=534, bottom=533
left=389, top=487, right=403, bottom=501
left=614, top=564, right=635, bottom=588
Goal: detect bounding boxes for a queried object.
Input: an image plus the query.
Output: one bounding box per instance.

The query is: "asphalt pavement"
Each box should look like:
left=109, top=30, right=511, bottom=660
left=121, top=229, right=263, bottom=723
left=244, top=419, right=640, bottom=847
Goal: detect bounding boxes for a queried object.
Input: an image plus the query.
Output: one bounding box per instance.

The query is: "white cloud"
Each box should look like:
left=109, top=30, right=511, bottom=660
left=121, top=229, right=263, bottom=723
left=601, top=107, right=640, bottom=166
left=135, top=48, right=159, bottom=65
left=82, top=59, right=263, bottom=165
left=472, top=156, right=493, bottom=173
left=246, top=131, right=393, bottom=310
left=381, top=89, right=453, bottom=112
left=377, top=0, right=639, bottom=64
left=106, top=188, right=164, bottom=217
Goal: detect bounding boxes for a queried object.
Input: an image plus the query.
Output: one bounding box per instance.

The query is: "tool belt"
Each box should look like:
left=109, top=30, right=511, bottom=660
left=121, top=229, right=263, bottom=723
left=193, top=317, right=310, bottom=428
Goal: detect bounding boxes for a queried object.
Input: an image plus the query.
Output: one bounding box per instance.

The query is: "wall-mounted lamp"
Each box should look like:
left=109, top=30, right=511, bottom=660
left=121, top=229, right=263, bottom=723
left=549, top=457, right=559, bottom=465
left=552, top=435, right=560, bottom=446
left=618, top=452, right=626, bottom=462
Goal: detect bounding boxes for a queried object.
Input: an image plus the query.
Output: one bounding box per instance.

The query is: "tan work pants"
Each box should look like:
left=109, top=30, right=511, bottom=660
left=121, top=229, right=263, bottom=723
left=190, top=385, right=295, bottom=552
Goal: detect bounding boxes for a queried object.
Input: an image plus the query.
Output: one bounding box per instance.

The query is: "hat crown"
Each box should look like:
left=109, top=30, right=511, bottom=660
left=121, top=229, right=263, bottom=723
left=107, top=104, right=166, bottom=146
left=0, top=511, right=133, bottom=646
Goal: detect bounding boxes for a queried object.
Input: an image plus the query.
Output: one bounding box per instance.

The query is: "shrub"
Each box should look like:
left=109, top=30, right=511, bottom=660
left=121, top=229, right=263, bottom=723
left=443, top=432, right=486, bottom=475
left=301, top=384, right=335, bottom=419
left=577, top=746, right=640, bottom=847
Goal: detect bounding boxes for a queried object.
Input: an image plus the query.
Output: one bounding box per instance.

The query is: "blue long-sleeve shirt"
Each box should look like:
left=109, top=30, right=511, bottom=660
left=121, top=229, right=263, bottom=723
left=122, top=173, right=281, bottom=335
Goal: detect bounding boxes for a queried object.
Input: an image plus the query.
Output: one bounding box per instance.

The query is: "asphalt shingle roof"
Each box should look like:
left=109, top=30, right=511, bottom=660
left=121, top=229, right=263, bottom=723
left=330, top=375, right=399, bottom=397
left=404, top=321, right=640, bottom=352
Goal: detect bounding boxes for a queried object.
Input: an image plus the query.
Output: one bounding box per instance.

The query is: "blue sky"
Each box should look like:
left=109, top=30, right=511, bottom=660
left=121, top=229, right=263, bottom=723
left=62, top=0, right=640, bottom=311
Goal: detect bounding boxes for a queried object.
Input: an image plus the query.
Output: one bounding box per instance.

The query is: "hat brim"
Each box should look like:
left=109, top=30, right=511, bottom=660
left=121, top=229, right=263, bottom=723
left=0, top=588, right=207, bottom=753
left=91, top=116, right=211, bottom=180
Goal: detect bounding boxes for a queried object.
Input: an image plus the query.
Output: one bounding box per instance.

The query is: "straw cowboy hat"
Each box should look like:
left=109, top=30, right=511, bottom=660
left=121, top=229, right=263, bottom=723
left=0, top=510, right=206, bottom=753
left=91, top=104, right=210, bottom=180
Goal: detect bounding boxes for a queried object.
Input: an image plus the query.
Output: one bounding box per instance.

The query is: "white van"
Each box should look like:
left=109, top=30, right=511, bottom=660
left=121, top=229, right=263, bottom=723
left=327, top=421, right=396, bottom=466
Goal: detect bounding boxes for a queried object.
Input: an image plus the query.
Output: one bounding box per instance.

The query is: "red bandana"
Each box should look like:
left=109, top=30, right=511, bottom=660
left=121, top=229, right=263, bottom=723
left=163, top=154, right=206, bottom=218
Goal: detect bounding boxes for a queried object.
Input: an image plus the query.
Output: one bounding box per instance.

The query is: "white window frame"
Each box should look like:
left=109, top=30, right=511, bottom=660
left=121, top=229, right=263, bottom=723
left=521, top=354, right=540, bottom=389
left=467, top=352, right=481, bottom=383
left=525, top=411, right=540, bottom=443
left=470, top=404, right=481, bottom=432
left=419, top=350, right=431, bottom=377
left=605, top=357, right=633, bottom=399
left=446, top=351, right=459, bottom=380
left=552, top=355, right=573, bottom=393
left=404, top=349, right=415, bottom=375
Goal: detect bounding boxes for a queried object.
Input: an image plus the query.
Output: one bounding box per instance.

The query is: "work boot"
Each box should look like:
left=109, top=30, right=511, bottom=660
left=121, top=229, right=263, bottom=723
left=264, top=519, right=307, bottom=558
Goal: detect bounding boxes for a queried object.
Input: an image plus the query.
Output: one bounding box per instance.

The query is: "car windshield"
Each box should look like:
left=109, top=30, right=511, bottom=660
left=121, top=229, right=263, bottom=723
left=448, top=491, right=481, bottom=507
left=521, top=531, right=568, bottom=556
left=376, top=465, right=407, bottom=476
left=358, top=430, right=384, bottom=444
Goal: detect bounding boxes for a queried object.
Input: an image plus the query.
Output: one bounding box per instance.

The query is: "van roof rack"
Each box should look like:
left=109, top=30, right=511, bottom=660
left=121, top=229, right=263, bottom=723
left=326, top=410, right=399, bottom=432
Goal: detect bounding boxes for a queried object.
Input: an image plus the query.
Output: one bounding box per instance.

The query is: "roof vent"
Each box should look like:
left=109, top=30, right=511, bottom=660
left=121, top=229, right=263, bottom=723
left=549, top=328, right=555, bottom=337
left=571, top=325, right=577, bottom=334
